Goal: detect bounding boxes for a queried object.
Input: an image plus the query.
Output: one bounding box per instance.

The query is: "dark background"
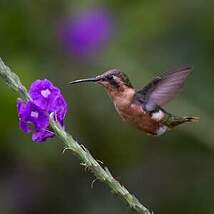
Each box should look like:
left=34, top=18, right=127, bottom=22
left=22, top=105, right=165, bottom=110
left=0, top=1, right=214, bottom=213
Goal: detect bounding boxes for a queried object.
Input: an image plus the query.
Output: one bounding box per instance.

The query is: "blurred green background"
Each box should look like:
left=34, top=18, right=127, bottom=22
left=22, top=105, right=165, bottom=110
left=0, top=0, right=214, bottom=213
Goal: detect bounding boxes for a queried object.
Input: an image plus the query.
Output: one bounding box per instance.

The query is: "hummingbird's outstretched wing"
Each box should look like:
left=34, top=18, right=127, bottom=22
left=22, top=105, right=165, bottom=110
left=134, top=66, right=192, bottom=111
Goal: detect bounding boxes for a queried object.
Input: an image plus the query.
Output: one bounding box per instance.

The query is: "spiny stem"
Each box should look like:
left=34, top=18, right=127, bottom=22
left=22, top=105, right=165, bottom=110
left=50, top=116, right=151, bottom=214
left=0, top=57, right=152, bottom=214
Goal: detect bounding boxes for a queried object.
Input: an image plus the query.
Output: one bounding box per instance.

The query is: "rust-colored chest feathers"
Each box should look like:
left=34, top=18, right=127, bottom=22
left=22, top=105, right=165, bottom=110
left=108, top=87, right=163, bottom=135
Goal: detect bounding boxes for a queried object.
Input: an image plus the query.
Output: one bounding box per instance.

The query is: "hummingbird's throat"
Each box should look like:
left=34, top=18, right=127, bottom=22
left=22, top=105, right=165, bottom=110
left=108, top=87, right=135, bottom=109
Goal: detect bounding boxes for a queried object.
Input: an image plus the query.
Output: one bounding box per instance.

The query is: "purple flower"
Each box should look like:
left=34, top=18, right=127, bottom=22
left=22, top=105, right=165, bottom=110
left=29, top=79, right=60, bottom=110
left=58, top=8, right=112, bottom=57
left=17, top=79, right=67, bottom=143
left=50, top=95, right=67, bottom=126
left=17, top=101, right=49, bottom=133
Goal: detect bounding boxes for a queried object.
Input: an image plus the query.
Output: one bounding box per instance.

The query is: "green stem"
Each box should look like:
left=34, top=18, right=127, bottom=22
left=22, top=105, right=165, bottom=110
left=0, top=57, right=152, bottom=214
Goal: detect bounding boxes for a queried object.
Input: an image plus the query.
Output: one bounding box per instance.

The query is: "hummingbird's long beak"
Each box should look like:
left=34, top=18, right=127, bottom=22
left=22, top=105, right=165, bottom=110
left=69, top=76, right=101, bottom=85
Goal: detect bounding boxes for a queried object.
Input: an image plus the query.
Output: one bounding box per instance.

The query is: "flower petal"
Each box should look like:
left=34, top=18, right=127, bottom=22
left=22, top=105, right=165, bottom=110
left=32, top=130, right=54, bottom=143
left=17, top=100, right=49, bottom=133
left=50, top=95, right=67, bottom=126
left=29, top=79, right=60, bottom=110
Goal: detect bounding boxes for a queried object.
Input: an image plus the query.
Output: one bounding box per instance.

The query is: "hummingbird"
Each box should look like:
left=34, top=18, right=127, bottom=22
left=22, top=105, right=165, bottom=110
left=69, top=67, right=198, bottom=136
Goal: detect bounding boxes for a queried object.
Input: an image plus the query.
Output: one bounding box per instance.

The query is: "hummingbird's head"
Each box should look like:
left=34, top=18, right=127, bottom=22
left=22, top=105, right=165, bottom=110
left=69, top=69, right=133, bottom=92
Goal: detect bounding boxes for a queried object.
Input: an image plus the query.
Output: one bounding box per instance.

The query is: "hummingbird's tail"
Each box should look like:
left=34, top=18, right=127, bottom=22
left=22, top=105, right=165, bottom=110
left=161, top=113, right=199, bottom=128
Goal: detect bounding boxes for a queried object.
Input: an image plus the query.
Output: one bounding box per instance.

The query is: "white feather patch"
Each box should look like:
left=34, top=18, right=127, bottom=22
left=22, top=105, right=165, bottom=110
left=156, top=125, right=168, bottom=136
left=151, top=110, right=165, bottom=121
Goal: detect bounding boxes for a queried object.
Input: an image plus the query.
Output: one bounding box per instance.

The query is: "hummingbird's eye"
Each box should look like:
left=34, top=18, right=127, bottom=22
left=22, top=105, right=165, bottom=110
left=106, top=75, right=113, bottom=81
